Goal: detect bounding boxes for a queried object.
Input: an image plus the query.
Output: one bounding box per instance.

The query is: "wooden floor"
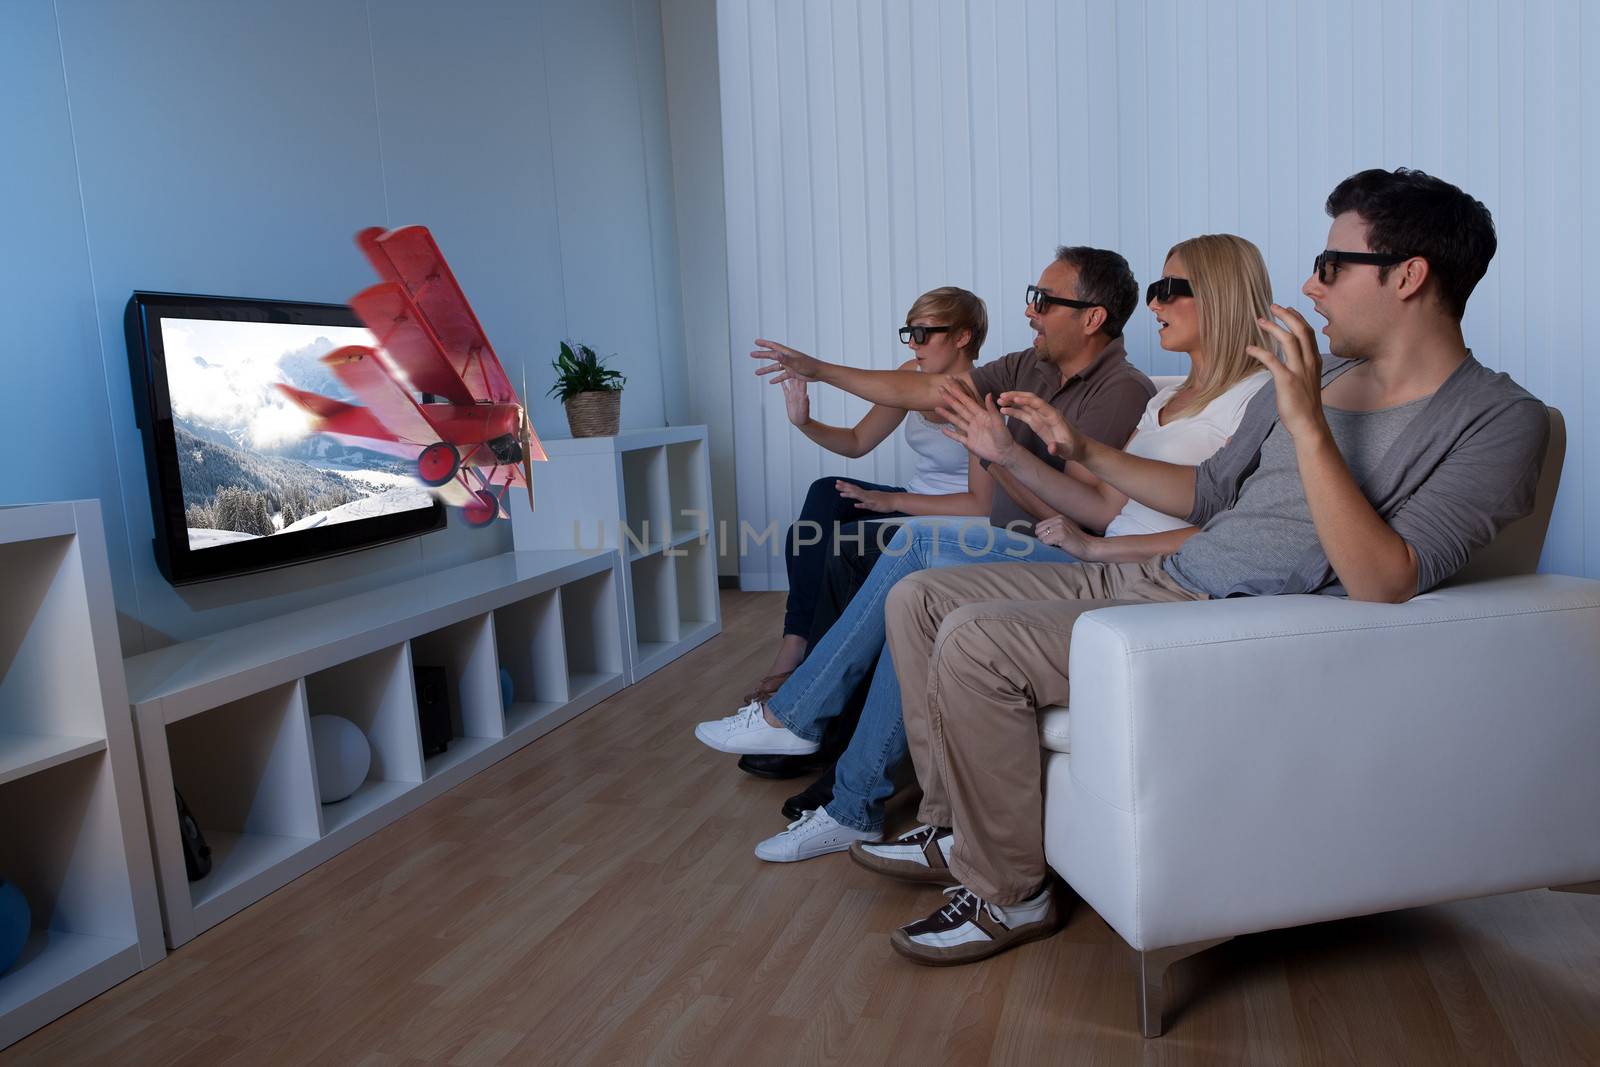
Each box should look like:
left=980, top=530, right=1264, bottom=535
left=6, top=590, right=1599, bottom=1065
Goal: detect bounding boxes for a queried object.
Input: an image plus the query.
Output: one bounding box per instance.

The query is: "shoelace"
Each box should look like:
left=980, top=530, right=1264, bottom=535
left=731, top=699, right=765, bottom=726
left=936, top=885, right=1007, bottom=929
left=783, top=808, right=822, bottom=834
left=897, top=824, right=939, bottom=845
left=937, top=885, right=984, bottom=923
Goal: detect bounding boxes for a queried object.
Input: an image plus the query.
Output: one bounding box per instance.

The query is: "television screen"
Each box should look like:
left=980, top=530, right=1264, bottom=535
left=127, top=292, right=446, bottom=584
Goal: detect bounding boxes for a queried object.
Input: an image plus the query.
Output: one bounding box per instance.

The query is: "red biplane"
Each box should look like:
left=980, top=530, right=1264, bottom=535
left=277, top=225, right=546, bottom=527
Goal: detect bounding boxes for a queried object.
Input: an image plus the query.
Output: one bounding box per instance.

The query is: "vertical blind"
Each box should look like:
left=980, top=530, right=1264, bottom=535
left=719, top=0, right=1595, bottom=590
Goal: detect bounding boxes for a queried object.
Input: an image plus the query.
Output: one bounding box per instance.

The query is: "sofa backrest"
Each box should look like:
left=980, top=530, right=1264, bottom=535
left=1449, top=406, right=1566, bottom=583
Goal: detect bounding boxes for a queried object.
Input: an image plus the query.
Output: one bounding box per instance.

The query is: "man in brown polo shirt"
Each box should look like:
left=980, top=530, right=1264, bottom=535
left=752, top=245, right=1154, bottom=535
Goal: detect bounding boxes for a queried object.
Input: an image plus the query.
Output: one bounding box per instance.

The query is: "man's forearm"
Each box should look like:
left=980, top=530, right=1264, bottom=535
left=998, top=443, right=1195, bottom=526
left=1070, top=437, right=1199, bottom=520
left=816, top=364, right=944, bottom=411
left=1296, top=434, right=1418, bottom=602
left=988, top=465, right=1057, bottom=522
left=987, top=452, right=1121, bottom=530
left=1085, top=526, right=1198, bottom=563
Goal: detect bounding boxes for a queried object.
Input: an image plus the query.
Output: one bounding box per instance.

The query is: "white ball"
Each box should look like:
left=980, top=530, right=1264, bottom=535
left=310, top=715, right=372, bottom=803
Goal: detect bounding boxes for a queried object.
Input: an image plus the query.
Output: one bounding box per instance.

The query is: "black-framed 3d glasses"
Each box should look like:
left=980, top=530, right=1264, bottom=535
left=899, top=324, right=952, bottom=345
left=1313, top=249, right=1410, bottom=284
left=1145, top=276, right=1194, bottom=304
left=1026, top=285, right=1099, bottom=314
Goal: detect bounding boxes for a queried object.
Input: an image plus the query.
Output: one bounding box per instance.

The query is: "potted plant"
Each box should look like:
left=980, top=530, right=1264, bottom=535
left=548, top=340, right=625, bottom=437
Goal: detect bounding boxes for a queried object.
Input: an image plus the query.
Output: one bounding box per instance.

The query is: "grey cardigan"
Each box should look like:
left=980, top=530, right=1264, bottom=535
left=1177, top=354, right=1550, bottom=596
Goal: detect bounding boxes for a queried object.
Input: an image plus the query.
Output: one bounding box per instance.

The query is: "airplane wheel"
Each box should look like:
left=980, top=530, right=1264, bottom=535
left=462, top=489, right=499, bottom=528
left=417, top=442, right=460, bottom=487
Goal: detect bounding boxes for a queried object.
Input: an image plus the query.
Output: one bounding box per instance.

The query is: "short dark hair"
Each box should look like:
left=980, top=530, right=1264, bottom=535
left=1325, top=168, right=1496, bottom=320
left=1054, top=245, right=1138, bottom=338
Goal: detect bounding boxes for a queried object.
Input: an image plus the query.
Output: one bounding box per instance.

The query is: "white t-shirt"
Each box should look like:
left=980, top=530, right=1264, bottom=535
left=902, top=410, right=970, bottom=497
left=1104, top=372, right=1270, bottom=537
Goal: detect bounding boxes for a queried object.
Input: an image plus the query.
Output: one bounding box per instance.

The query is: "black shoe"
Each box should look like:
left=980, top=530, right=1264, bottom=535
left=781, top=770, right=835, bottom=821
left=737, top=752, right=828, bottom=780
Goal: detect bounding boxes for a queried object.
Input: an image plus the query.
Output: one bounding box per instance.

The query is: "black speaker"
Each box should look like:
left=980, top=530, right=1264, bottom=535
left=175, top=789, right=212, bottom=881
left=413, top=664, right=453, bottom=758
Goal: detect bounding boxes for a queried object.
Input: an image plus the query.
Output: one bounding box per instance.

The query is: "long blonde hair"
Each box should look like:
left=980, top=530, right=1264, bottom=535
left=1163, top=234, right=1272, bottom=419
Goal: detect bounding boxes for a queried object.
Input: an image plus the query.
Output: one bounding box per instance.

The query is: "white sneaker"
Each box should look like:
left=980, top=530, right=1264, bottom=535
left=694, top=700, right=821, bottom=756
left=754, top=807, right=880, bottom=862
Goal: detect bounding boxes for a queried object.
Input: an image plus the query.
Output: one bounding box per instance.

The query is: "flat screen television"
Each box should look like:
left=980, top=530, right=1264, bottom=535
left=126, top=291, right=446, bottom=585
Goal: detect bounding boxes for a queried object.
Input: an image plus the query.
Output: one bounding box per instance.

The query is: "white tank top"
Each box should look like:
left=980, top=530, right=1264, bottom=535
left=901, top=410, right=970, bottom=497
left=1104, top=372, right=1270, bottom=537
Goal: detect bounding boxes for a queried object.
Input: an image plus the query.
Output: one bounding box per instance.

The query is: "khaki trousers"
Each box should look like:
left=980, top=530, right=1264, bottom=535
left=883, top=559, right=1205, bottom=904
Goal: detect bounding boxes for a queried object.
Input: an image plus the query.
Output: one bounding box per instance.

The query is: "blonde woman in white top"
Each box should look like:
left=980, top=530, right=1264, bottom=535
left=1001, top=233, right=1275, bottom=560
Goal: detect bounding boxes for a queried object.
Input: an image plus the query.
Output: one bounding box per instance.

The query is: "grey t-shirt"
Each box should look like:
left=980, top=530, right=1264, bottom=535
left=1165, top=397, right=1429, bottom=598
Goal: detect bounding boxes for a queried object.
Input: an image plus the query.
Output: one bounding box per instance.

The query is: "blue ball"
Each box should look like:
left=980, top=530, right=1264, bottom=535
left=499, top=668, right=515, bottom=708
left=0, top=879, right=30, bottom=975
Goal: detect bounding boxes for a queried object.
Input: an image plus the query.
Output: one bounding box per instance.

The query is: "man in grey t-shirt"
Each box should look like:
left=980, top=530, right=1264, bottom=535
left=860, top=169, right=1550, bottom=967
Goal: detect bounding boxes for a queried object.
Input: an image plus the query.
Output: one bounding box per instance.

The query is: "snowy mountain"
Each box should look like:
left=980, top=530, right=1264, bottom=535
left=162, top=316, right=404, bottom=470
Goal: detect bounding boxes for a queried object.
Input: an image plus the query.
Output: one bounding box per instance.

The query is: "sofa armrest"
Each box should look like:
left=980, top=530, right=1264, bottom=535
left=1057, top=574, right=1600, bottom=949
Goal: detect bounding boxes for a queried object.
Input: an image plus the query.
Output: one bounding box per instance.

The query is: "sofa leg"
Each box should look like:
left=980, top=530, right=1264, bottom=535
left=1550, top=881, right=1600, bottom=895
left=1138, top=937, right=1232, bottom=1038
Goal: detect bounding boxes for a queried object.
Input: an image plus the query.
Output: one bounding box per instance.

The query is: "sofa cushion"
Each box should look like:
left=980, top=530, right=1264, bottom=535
left=1038, top=704, right=1071, bottom=753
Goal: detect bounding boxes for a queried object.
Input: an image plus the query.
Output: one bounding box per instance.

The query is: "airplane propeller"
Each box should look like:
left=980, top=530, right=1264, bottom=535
left=518, top=364, right=535, bottom=513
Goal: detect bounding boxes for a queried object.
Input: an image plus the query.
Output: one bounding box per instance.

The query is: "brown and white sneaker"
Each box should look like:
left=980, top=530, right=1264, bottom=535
left=849, top=824, right=958, bottom=886
left=889, top=882, right=1061, bottom=966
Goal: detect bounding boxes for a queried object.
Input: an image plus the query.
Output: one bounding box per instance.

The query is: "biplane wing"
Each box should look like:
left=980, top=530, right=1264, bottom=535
left=274, top=382, right=425, bottom=461
left=318, top=345, right=441, bottom=447
left=357, top=225, right=518, bottom=404
left=350, top=282, right=476, bottom=405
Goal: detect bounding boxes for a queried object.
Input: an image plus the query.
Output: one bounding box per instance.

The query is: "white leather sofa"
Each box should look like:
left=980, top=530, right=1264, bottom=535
left=1036, top=406, right=1600, bottom=1036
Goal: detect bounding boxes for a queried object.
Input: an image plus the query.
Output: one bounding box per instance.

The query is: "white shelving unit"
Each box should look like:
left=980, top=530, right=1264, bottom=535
left=124, top=550, right=627, bottom=948
left=511, top=425, right=721, bottom=681
left=0, top=501, right=164, bottom=1050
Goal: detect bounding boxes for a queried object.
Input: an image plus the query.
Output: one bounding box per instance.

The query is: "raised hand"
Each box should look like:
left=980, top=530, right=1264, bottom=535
left=834, top=480, right=899, bottom=513
left=752, top=338, right=825, bottom=385
left=1247, top=305, right=1327, bottom=441
left=780, top=375, right=811, bottom=427
left=934, top=381, right=1017, bottom=466
left=997, top=391, right=1082, bottom=461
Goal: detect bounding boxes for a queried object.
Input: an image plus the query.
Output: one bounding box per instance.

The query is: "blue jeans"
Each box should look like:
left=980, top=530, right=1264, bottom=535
left=766, top=519, right=1077, bottom=832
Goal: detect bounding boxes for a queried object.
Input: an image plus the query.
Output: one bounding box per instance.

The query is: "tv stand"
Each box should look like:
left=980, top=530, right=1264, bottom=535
left=124, top=548, right=631, bottom=947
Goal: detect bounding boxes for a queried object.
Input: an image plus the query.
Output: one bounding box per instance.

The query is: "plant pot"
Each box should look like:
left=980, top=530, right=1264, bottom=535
left=565, top=390, right=621, bottom=437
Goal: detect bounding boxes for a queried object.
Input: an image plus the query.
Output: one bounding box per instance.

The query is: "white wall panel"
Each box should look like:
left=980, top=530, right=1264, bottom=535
left=721, top=0, right=1596, bottom=589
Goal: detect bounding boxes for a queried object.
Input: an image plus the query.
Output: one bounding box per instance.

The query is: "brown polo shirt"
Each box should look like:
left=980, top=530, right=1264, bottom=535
left=967, top=335, right=1154, bottom=532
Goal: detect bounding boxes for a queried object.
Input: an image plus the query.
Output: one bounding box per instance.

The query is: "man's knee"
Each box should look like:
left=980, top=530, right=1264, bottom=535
left=931, top=605, right=996, bottom=660
left=886, top=568, right=939, bottom=620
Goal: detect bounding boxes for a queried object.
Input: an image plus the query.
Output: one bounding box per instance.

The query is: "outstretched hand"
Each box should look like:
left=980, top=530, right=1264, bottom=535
left=997, top=391, right=1082, bottom=461
left=752, top=338, right=824, bottom=385
left=934, top=381, right=1016, bottom=466
left=1246, top=305, right=1327, bottom=441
